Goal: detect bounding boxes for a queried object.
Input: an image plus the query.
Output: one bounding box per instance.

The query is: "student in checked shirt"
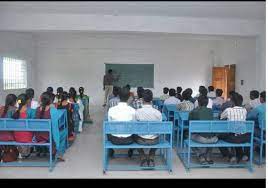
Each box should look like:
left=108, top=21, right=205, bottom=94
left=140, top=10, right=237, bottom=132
left=134, top=89, right=162, bottom=167
left=218, top=94, right=249, bottom=164
left=177, top=89, right=194, bottom=111
left=245, top=90, right=261, bottom=112
left=107, top=87, right=136, bottom=158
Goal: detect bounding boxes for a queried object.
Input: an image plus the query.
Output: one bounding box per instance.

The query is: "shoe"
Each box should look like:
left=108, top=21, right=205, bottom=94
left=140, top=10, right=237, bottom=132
left=205, top=157, right=214, bottom=164
left=140, top=159, right=148, bottom=167
left=242, top=155, right=249, bottom=162
left=229, top=156, right=237, bottom=164
left=199, top=155, right=208, bottom=165
left=147, top=159, right=155, bottom=167
left=128, top=149, right=133, bottom=158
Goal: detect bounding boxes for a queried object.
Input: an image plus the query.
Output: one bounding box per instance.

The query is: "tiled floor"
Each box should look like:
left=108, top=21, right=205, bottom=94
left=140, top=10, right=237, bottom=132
left=0, top=109, right=266, bottom=179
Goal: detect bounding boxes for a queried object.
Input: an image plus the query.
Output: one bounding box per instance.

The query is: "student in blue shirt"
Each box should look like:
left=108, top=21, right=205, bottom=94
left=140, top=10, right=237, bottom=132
left=247, top=91, right=266, bottom=138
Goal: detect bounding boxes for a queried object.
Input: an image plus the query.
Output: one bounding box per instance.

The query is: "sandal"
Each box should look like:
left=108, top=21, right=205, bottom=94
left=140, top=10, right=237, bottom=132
left=140, top=158, right=148, bottom=167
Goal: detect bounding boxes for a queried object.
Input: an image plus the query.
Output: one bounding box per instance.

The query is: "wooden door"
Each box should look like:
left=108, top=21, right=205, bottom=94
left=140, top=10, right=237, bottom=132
left=225, top=64, right=236, bottom=98
left=212, top=67, right=227, bottom=99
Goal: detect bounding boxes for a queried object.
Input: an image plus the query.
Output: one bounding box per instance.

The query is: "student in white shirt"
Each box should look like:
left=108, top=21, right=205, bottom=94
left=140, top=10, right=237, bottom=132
left=135, top=89, right=162, bottom=167
left=25, top=88, right=39, bottom=109
left=218, top=94, right=249, bottom=164
left=108, top=87, right=136, bottom=157
left=159, top=87, right=169, bottom=101
left=164, top=88, right=181, bottom=105
left=108, top=86, right=121, bottom=110
left=212, top=89, right=225, bottom=110
left=194, top=87, right=213, bottom=109
left=245, top=90, right=261, bottom=111
left=207, top=86, right=216, bottom=98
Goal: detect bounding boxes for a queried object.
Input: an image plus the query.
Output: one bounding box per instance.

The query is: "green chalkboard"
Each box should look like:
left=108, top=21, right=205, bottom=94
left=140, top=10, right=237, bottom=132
left=105, top=64, right=154, bottom=88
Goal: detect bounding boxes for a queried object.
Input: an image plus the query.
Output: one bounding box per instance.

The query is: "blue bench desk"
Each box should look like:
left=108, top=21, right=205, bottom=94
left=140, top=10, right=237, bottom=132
left=179, top=120, right=255, bottom=172
left=174, top=111, right=190, bottom=151
left=152, top=98, right=164, bottom=111
left=0, top=109, right=68, bottom=172
left=103, top=121, right=173, bottom=173
left=254, top=119, right=266, bottom=165
left=162, top=104, right=178, bottom=121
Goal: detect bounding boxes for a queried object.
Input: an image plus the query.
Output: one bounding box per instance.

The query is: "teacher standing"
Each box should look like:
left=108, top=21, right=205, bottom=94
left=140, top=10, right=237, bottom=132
left=103, top=69, right=119, bottom=107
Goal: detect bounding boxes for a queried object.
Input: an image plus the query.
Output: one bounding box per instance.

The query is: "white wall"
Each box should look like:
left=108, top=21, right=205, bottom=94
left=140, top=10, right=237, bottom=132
left=34, top=32, right=258, bottom=112
left=0, top=32, right=35, bottom=104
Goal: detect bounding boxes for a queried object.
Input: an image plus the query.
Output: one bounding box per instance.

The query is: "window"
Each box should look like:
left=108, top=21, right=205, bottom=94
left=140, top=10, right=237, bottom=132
left=3, top=57, right=27, bottom=90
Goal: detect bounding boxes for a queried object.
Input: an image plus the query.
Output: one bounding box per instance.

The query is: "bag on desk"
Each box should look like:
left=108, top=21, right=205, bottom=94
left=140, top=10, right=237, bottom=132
left=0, top=146, right=19, bottom=162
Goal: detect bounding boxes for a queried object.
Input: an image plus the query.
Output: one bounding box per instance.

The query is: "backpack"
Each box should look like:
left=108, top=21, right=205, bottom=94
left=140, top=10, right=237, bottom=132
left=0, top=146, right=19, bottom=162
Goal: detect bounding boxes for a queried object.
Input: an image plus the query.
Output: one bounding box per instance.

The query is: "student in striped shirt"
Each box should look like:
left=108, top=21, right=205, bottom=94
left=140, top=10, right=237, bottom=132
left=133, top=87, right=144, bottom=109
left=177, top=89, right=194, bottom=111
left=135, top=89, right=162, bottom=167
left=218, top=94, right=249, bottom=164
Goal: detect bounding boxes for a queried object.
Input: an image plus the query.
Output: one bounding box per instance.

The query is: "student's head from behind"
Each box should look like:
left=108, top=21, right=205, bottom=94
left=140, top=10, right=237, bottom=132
left=137, top=87, right=144, bottom=99
left=108, top=69, right=113, bottom=74
left=177, top=87, right=182, bottom=94
left=233, top=94, right=243, bottom=107
left=142, top=89, right=153, bottom=103
left=169, top=88, right=176, bottom=97
left=216, top=89, right=223, bottom=97
left=208, top=86, right=214, bottom=92
left=26, top=88, right=34, bottom=100
left=199, top=86, right=208, bottom=97
left=250, top=90, right=259, bottom=100
left=197, top=95, right=208, bottom=107
left=12, top=93, right=29, bottom=119
left=119, top=87, right=130, bottom=102
left=228, top=90, right=236, bottom=99
left=46, top=87, right=53, bottom=94
left=112, top=86, right=120, bottom=97
left=125, top=84, right=131, bottom=91
left=199, top=86, right=206, bottom=93
left=69, top=87, right=76, bottom=94
left=60, top=91, right=69, bottom=102
left=163, top=87, right=169, bottom=94
left=186, top=88, right=193, bottom=96
left=57, top=87, right=64, bottom=95
left=182, top=90, right=191, bottom=101
left=1, top=94, right=17, bottom=118
left=260, top=91, right=266, bottom=103
left=40, top=92, right=51, bottom=107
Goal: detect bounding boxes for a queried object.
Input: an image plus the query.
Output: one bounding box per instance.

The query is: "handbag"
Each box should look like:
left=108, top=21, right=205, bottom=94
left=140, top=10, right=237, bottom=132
left=0, top=146, right=19, bottom=162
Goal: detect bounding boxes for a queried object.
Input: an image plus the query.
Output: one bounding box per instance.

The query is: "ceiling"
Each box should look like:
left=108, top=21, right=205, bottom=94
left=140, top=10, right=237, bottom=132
left=0, top=1, right=265, bottom=20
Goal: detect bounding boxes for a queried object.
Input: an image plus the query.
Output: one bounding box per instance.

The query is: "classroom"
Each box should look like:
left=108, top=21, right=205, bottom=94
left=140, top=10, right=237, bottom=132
left=0, top=1, right=266, bottom=179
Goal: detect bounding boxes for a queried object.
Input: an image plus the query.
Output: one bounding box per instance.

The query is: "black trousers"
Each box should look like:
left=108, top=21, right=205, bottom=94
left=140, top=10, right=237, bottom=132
left=108, top=134, right=134, bottom=156
left=133, top=134, right=159, bottom=160
left=218, top=133, right=251, bottom=160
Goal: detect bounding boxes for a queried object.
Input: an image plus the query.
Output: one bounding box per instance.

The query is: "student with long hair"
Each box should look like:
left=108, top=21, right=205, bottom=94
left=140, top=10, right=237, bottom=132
left=26, top=88, right=39, bottom=109
left=13, top=94, right=36, bottom=158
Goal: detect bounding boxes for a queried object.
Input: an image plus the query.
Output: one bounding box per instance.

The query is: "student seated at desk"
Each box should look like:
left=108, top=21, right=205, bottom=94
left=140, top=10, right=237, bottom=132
left=46, top=87, right=55, bottom=103
left=13, top=94, right=35, bottom=159
left=160, top=87, right=169, bottom=101
left=207, top=86, right=216, bottom=98
left=245, top=90, right=261, bottom=112
left=26, top=88, right=39, bottom=110
left=221, top=91, right=236, bottom=112
left=186, top=88, right=196, bottom=104
left=247, top=91, right=266, bottom=139
left=177, top=89, right=194, bottom=111
left=194, top=86, right=213, bottom=109
left=54, top=87, right=63, bottom=104
left=125, top=84, right=135, bottom=106
left=164, top=88, right=181, bottom=105
left=0, top=94, right=17, bottom=141
left=219, top=94, right=249, bottom=164
left=107, top=87, right=136, bottom=158
left=133, top=87, right=144, bottom=109
left=108, top=86, right=121, bottom=109
left=134, top=89, right=162, bottom=167
left=176, top=86, right=183, bottom=102
left=189, top=95, right=217, bottom=165
left=212, top=89, right=225, bottom=110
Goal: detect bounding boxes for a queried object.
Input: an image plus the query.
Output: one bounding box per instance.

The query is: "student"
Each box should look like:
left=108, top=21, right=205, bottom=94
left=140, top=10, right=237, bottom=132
left=164, top=88, right=181, bottom=105
left=133, top=87, right=144, bottom=109
left=186, top=88, right=196, bottom=104
left=176, top=86, right=183, bottom=102
left=212, top=89, right=225, bottom=110
left=160, top=87, right=169, bottom=101
left=13, top=94, right=35, bottom=158
left=189, top=95, right=217, bottom=164
left=219, top=94, right=249, bottom=164
left=194, top=87, right=213, bottom=109
left=195, top=86, right=206, bottom=98
left=46, top=87, right=54, bottom=94
left=107, top=87, right=135, bottom=157
left=135, top=89, right=162, bottom=167
left=55, top=87, right=64, bottom=103
left=56, top=91, right=75, bottom=141
left=245, top=90, right=261, bottom=111
left=177, top=89, right=194, bottom=111
left=69, top=88, right=84, bottom=133
left=125, top=84, right=134, bottom=106
left=108, top=86, right=121, bottom=109
left=77, top=87, right=90, bottom=121
left=247, top=91, right=266, bottom=139
left=26, top=88, right=39, bottom=109
left=207, top=86, right=216, bottom=98
left=0, top=94, right=17, bottom=141
left=221, top=91, right=237, bottom=112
